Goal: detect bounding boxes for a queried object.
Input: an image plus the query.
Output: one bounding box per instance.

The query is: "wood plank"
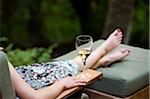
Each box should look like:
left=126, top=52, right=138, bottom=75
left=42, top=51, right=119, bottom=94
left=57, top=69, right=102, bottom=99
left=83, top=86, right=149, bottom=99
left=125, top=86, right=149, bottom=99
left=83, top=88, right=120, bottom=99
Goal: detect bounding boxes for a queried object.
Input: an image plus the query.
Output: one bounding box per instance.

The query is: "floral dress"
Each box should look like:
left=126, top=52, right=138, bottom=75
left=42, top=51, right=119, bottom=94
left=15, top=60, right=79, bottom=90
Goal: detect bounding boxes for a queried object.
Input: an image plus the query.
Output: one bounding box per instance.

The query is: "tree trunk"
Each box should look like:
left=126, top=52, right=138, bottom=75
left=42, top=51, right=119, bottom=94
left=27, top=0, right=48, bottom=47
left=70, top=0, right=101, bottom=41
left=103, top=0, right=134, bottom=43
left=1, top=0, right=16, bottom=35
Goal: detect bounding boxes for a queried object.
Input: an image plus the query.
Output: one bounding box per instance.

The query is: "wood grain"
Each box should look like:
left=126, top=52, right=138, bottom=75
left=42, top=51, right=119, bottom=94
left=57, top=69, right=102, bottom=99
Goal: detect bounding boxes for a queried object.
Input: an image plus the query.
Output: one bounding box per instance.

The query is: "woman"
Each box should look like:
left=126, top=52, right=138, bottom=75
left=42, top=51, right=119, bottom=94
left=3, top=29, right=130, bottom=99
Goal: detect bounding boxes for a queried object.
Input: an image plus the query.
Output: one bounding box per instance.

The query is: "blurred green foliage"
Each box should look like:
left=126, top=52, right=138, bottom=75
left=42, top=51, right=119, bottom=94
left=0, top=0, right=148, bottom=66
left=130, top=0, right=149, bottom=48
left=6, top=43, right=57, bottom=67
left=0, top=36, right=57, bottom=66
left=41, top=1, right=80, bottom=43
left=1, top=0, right=80, bottom=47
left=1, top=0, right=81, bottom=66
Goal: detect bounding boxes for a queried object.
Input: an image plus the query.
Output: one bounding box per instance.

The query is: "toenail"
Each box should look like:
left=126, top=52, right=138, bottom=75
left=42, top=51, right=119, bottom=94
left=117, top=29, right=121, bottom=32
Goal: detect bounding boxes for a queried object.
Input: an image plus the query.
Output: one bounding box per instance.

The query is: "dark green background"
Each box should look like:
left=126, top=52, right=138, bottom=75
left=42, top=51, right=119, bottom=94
left=0, top=0, right=149, bottom=66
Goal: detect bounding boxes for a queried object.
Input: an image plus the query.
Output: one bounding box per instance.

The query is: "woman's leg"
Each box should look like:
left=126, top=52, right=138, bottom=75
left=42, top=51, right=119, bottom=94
left=92, top=48, right=131, bottom=69
left=73, top=29, right=123, bottom=72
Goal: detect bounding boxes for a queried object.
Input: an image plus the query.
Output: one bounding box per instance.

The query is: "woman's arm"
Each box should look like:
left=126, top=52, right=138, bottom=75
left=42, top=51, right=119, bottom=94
left=37, top=76, right=86, bottom=99
left=8, top=61, right=86, bottom=99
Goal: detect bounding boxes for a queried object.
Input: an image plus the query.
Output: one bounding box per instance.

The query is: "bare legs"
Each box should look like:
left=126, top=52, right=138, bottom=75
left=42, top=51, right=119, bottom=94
left=73, top=29, right=130, bottom=72
left=92, top=48, right=131, bottom=69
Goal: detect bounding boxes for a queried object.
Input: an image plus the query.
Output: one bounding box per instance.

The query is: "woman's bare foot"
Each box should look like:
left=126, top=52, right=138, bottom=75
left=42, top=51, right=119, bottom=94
left=99, top=48, right=131, bottom=67
left=100, top=29, right=123, bottom=53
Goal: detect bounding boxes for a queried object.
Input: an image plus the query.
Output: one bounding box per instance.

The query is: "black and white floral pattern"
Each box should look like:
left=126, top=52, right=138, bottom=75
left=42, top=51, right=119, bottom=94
left=15, top=60, right=79, bottom=89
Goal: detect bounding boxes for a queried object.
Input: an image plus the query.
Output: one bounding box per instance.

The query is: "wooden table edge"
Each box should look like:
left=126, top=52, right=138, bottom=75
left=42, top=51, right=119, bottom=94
left=57, top=69, right=102, bottom=99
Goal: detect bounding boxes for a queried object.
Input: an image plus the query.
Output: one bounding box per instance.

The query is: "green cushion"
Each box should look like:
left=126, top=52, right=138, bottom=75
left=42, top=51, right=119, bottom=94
left=55, top=40, right=149, bottom=97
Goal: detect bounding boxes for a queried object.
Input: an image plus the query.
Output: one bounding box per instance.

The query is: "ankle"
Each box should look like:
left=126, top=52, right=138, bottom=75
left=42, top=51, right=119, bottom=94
left=96, top=47, right=107, bottom=57
left=100, top=57, right=111, bottom=66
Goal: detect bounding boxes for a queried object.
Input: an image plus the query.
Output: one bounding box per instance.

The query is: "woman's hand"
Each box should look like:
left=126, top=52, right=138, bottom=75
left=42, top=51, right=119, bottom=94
left=59, top=76, right=87, bottom=89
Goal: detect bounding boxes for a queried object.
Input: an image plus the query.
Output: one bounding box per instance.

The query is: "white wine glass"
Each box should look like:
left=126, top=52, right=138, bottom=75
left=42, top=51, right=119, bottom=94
left=75, top=35, right=93, bottom=79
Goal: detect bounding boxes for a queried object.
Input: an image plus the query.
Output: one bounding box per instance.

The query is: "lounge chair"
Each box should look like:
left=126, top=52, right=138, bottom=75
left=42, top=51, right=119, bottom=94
left=55, top=40, right=149, bottom=99
left=0, top=39, right=149, bottom=99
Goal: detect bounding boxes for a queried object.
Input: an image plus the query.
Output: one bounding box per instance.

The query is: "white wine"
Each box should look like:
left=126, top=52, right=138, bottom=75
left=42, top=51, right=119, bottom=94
left=75, top=35, right=93, bottom=79
left=78, top=48, right=91, bottom=60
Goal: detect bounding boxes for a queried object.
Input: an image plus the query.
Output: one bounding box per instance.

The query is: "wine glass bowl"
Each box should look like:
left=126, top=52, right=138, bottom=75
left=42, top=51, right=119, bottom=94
left=75, top=35, right=93, bottom=79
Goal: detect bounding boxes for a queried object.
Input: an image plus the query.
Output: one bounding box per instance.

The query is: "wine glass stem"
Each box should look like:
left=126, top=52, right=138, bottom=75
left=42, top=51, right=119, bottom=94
left=83, top=59, right=86, bottom=75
